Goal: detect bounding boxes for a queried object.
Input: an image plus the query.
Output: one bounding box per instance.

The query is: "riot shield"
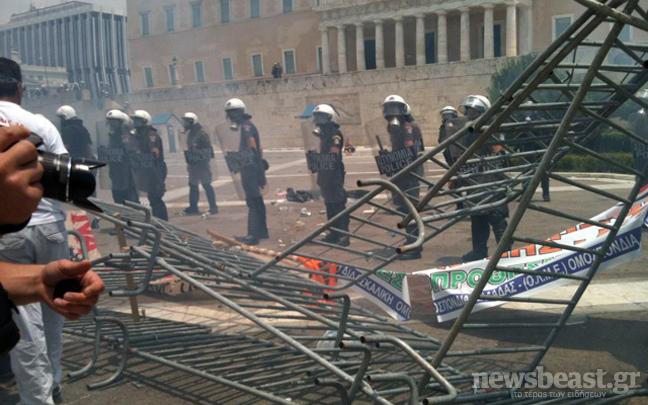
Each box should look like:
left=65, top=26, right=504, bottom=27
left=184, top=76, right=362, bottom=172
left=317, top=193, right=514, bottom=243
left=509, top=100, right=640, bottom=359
left=95, top=121, right=143, bottom=200
left=365, top=117, right=426, bottom=208
left=182, top=127, right=220, bottom=190
left=95, top=121, right=112, bottom=191
left=443, top=116, right=469, bottom=165
left=301, top=121, right=325, bottom=197
left=214, top=121, right=251, bottom=200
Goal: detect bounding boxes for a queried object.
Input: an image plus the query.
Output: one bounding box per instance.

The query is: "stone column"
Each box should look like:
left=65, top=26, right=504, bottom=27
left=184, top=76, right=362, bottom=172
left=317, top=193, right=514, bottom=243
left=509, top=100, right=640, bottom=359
left=506, top=1, right=518, bottom=57
left=483, top=4, right=494, bottom=59
left=460, top=7, right=470, bottom=61
left=355, top=22, right=366, bottom=71
left=437, top=11, right=447, bottom=63
left=394, top=16, right=404, bottom=67
left=415, top=14, right=425, bottom=65
left=519, top=4, right=533, bottom=55
left=320, top=25, right=330, bottom=74
left=375, top=19, right=385, bottom=69
left=337, top=24, right=347, bottom=73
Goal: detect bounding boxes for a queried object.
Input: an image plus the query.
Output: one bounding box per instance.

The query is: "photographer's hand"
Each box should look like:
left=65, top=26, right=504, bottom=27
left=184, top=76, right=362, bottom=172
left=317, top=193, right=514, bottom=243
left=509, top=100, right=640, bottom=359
left=0, top=126, right=44, bottom=226
left=0, top=260, right=105, bottom=320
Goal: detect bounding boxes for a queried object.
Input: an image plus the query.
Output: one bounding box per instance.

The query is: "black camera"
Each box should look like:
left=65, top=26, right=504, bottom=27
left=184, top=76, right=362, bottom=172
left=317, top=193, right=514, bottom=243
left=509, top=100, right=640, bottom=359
left=26, top=133, right=105, bottom=212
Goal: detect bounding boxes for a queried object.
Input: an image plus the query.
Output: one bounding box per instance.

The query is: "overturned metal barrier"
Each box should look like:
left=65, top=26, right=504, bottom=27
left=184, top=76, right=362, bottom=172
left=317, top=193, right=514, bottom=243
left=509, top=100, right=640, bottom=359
left=64, top=1, right=648, bottom=403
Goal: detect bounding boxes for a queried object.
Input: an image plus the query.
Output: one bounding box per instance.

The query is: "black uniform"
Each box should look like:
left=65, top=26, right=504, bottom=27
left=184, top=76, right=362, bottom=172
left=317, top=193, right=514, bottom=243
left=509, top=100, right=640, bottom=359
left=185, top=124, right=218, bottom=213
left=101, top=126, right=139, bottom=205
left=452, top=128, right=511, bottom=261
left=389, top=119, right=424, bottom=259
left=130, top=126, right=168, bottom=221
left=61, top=117, right=93, bottom=159
left=238, top=116, right=268, bottom=240
left=316, top=123, right=349, bottom=243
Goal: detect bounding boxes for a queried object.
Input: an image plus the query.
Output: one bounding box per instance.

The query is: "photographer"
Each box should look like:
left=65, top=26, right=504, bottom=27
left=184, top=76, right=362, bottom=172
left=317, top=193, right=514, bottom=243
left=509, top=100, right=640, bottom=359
left=0, top=57, right=77, bottom=405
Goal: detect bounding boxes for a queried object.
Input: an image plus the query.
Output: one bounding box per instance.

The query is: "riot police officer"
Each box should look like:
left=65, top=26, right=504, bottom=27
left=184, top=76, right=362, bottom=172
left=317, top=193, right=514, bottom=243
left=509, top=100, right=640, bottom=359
left=103, top=109, right=139, bottom=205
left=438, top=106, right=459, bottom=166
left=182, top=112, right=218, bottom=215
left=312, top=104, right=350, bottom=246
left=454, top=95, right=511, bottom=261
left=56, top=105, right=94, bottom=159
left=225, top=98, right=268, bottom=245
left=130, top=109, right=168, bottom=221
left=382, top=95, right=423, bottom=260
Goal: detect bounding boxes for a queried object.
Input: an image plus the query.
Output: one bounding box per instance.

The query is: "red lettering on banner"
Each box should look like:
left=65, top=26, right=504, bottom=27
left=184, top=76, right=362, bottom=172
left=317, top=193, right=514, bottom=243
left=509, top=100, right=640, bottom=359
left=539, top=245, right=562, bottom=254
left=70, top=213, right=98, bottom=252
left=505, top=244, right=537, bottom=258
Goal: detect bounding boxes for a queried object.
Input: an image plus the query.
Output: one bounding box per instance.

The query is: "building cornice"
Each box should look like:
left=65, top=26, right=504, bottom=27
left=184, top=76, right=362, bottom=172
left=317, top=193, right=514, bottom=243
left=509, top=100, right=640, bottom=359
left=315, top=0, right=533, bottom=25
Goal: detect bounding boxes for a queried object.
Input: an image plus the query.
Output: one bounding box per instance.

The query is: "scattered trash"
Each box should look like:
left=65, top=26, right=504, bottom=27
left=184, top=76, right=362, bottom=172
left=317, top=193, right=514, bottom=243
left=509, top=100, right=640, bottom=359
left=295, top=220, right=305, bottom=231
left=319, top=210, right=326, bottom=215
left=278, top=239, right=283, bottom=244
left=363, top=208, right=376, bottom=214
left=278, top=206, right=288, bottom=212
left=271, top=199, right=286, bottom=205
left=275, top=190, right=287, bottom=196
left=300, top=208, right=312, bottom=217
left=287, top=187, right=315, bottom=203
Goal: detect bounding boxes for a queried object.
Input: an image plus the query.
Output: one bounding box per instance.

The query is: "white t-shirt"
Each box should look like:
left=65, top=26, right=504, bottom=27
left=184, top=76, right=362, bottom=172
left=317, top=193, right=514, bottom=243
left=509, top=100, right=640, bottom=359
left=0, top=100, right=68, bottom=225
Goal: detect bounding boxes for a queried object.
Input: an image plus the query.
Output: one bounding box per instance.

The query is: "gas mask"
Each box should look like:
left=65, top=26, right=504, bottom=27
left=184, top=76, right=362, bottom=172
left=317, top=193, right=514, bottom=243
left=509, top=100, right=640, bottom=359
left=226, top=109, right=244, bottom=131
left=387, top=117, right=402, bottom=133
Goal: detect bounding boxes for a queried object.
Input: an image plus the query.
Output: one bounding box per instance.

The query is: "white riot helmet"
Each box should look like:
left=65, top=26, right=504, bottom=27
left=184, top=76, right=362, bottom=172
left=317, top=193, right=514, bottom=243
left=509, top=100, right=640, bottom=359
left=459, top=95, right=491, bottom=116
left=312, top=104, right=336, bottom=125
left=382, top=95, right=408, bottom=118
left=106, top=109, right=128, bottom=122
left=182, top=112, right=199, bottom=125
left=130, top=110, right=152, bottom=126
left=224, top=98, right=246, bottom=113
left=56, top=105, right=77, bottom=120
left=440, top=105, right=458, bottom=122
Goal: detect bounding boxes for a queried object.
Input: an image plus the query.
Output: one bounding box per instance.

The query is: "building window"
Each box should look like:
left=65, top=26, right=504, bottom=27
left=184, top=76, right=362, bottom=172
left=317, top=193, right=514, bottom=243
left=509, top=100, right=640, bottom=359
left=221, top=0, right=230, bottom=23
left=191, top=2, right=202, bottom=27
left=283, top=49, right=296, bottom=74
left=250, top=0, right=260, bottom=19
left=282, top=0, right=293, bottom=13
left=165, top=8, right=175, bottom=32
left=195, top=61, right=205, bottom=82
left=477, top=23, right=504, bottom=58
left=316, top=46, right=322, bottom=71
left=552, top=15, right=573, bottom=41
left=252, top=54, right=263, bottom=77
left=144, top=66, right=154, bottom=88
left=222, top=57, right=233, bottom=80
left=139, top=12, right=150, bottom=36
left=168, top=64, right=177, bottom=85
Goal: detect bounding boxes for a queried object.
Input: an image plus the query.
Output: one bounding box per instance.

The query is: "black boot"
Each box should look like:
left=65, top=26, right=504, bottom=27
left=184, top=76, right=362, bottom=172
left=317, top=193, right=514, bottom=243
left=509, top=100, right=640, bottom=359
left=203, top=183, right=218, bottom=214
left=184, top=185, right=200, bottom=215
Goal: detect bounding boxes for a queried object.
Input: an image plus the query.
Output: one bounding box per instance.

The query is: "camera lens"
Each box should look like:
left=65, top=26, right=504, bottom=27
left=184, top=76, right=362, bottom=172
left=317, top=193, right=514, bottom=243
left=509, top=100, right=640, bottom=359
left=38, top=151, right=104, bottom=212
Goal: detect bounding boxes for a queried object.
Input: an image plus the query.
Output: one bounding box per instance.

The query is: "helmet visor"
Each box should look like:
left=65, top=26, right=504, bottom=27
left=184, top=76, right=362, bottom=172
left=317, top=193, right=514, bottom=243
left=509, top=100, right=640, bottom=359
left=312, top=111, right=331, bottom=125
left=383, top=102, right=408, bottom=117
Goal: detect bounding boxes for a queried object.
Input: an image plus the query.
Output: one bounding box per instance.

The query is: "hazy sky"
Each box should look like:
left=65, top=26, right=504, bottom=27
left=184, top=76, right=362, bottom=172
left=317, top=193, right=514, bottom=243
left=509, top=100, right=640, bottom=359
left=1, top=0, right=127, bottom=24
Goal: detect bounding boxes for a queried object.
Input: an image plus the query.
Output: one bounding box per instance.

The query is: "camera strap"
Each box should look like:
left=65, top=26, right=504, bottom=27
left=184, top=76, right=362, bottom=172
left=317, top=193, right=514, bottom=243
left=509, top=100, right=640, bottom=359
left=0, top=283, right=20, bottom=357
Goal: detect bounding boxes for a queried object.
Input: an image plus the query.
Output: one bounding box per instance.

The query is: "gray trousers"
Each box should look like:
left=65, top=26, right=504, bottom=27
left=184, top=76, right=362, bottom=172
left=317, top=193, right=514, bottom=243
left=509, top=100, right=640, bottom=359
left=0, top=220, right=69, bottom=405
